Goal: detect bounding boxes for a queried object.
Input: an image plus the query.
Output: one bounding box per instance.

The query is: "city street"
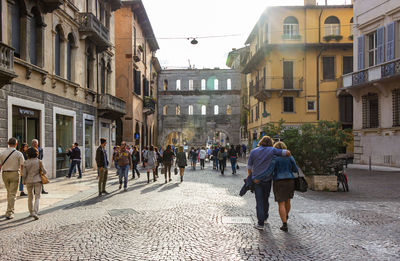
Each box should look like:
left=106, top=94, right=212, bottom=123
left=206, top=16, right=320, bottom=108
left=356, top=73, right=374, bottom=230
left=0, top=162, right=399, bottom=260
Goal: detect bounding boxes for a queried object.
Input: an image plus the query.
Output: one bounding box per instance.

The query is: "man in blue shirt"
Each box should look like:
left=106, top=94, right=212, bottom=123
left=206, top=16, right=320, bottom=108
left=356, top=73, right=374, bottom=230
left=247, top=136, right=290, bottom=230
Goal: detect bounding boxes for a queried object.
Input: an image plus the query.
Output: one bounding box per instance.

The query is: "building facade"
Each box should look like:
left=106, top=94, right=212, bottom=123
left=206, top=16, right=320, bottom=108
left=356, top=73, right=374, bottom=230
left=243, top=0, right=353, bottom=148
left=157, top=69, right=241, bottom=147
left=341, top=0, right=400, bottom=167
left=115, top=0, right=160, bottom=151
left=0, top=0, right=124, bottom=178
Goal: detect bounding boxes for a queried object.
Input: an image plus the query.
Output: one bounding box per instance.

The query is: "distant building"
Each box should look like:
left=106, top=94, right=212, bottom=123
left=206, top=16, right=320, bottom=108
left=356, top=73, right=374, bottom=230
left=242, top=0, right=353, bottom=149
left=157, top=69, right=240, bottom=147
left=341, top=0, right=400, bottom=167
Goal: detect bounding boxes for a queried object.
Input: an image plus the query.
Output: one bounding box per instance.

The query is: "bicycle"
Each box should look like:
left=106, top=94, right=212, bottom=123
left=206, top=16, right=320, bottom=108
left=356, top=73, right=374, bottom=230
left=333, top=160, right=349, bottom=192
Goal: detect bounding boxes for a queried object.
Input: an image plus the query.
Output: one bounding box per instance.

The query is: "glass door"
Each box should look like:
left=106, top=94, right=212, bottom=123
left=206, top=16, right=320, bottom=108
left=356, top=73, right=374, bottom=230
left=12, top=106, right=40, bottom=149
left=85, top=120, right=93, bottom=169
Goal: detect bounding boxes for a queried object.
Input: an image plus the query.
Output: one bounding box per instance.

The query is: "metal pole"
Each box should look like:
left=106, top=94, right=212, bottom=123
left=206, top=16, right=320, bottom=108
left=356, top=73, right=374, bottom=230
left=369, top=156, right=372, bottom=173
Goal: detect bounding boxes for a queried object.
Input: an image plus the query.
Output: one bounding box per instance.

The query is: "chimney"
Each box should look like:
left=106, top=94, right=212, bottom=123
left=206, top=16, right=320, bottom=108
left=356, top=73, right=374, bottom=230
left=304, top=0, right=316, bottom=5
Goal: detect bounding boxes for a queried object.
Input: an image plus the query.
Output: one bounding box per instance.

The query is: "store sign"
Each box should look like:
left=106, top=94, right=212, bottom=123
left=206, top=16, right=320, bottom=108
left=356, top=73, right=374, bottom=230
left=18, top=108, right=35, bottom=117
left=134, top=132, right=140, bottom=140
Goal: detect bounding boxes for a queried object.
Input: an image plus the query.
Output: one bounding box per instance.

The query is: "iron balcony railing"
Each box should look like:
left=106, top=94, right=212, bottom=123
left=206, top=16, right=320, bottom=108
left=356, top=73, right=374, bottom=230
left=143, top=97, right=156, bottom=114
left=78, top=13, right=110, bottom=50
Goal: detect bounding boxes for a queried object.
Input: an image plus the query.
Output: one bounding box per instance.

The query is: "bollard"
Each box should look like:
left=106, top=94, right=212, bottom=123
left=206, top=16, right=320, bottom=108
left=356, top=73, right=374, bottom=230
left=369, top=156, right=372, bottom=173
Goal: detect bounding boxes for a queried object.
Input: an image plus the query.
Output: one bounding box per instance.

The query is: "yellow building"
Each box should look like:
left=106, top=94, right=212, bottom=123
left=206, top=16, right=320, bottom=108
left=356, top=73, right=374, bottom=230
left=243, top=0, right=353, bottom=143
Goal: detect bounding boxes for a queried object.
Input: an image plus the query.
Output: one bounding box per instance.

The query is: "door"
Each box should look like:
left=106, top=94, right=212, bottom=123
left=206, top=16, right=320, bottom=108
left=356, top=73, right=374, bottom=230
left=85, top=120, right=93, bottom=169
left=12, top=106, right=40, bottom=149
left=283, top=61, right=294, bottom=89
left=100, top=122, right=111, bottom=163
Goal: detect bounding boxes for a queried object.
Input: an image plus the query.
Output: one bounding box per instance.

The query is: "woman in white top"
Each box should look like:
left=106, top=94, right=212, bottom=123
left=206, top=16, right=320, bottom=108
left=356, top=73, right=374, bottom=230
left=144, top=145, right=157, bottom=183
left=199, top=147, right=207, bottom=170
left=22, top=147, right=47, bottom=220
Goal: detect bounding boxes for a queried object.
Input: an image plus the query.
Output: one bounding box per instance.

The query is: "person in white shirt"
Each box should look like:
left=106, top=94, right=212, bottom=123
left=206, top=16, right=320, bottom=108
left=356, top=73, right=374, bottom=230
left=0, top=137, right=25, bottom=219
left=199, top=147, right=207, bottom=170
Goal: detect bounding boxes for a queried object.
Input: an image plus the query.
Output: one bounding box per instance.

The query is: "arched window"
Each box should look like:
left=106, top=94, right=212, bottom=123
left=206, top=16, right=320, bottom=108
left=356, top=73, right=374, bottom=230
left=201, top=79, right=206, bottom=90
left=55, top=26, right=62, bottom=76
left=100, top=59, right=106, bottom=94
left=227, top=79, right=231, bottom=90
left=324, top=16, right=340, bottom=36
left=164, top=79, right=168, bottom=91
left=189, top=79, right=193, bottom=90
left=226, top=105, right=232, bottom=115
left=176, top=79, right=181, bottom=90
left=176, top=105, right=181, bottom=115
left=214, top=79, right=219, bottom=90
left=201, top=105, right=206, bottom=115
left=163, top=105, right=168, bottom=115
left=283, top=16, right=299, bottom=38
left=188, top=105, right=193, bottom=115
left=214, top=105, right=219, bottom=115
left=29, top=7, right=42, bottom=66
left=67, top=33, right=75, bottom=81
left=10, top=1, right=21, bottom=58
left=350, top=17, right=353, bottom=36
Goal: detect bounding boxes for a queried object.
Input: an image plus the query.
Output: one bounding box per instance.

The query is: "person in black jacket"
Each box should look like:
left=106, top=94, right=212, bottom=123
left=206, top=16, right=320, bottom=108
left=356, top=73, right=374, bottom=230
left=96, top=138, right=109, bottom=196
left=131, top=146, right=140, bottom=179
left=66, top=143, right=82, bottom=179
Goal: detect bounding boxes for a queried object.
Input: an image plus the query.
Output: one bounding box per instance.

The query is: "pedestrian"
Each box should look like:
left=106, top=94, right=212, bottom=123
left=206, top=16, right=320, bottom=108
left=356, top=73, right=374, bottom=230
left=199, top=147, right=206, bottom=170
left=144, top=145, right=157, bottom=183
left=175, top=146, right=187, bottom=182
left=247, top=136, right=291, bottom=230
left=155, top=147, right=162, bottom=178
left=228, top=144, right=238, bottom=174
left=66, top=144, right=77, bottom=176
left=189, top=147, right=198, bottom=170
left=131, top=146, right=140, bottom=179
left=242, top=144, right=247, bottom=158
left=66, top=143, right=82, bottom=179
left=236, top=144, right=242, bottom=158
left=22, top=147, right=48, bottom=220
left=32, top=139, right=48, bottom=194
left=0, top=137, right=25, bottom=219
left=217, top=147, right=227, bottom=175
left=112, top=146, right=120, bottom=176
left=116, top=141, right=132, bottom=191
left=18, top=143, right=28, bottom=197
left=254, top=141, right=298, bottom=232
left=162, top=145, right=174, bottom=183
left=95, top=138, right=109, bottom=196
left=212, top=146, right=219, bottom=170
left=142, top=146, right=148, bottom=168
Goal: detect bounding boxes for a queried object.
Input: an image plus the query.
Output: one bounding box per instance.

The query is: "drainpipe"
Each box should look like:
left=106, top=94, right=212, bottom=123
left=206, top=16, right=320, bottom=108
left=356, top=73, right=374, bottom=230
left=316, top=8, right=324, bottom=121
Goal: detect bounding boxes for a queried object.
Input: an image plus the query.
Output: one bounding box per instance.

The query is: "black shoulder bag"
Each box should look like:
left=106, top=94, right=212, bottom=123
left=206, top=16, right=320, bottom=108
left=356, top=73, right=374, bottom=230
left=0, top=150, right=16, bottom=170
left=294, top=170, right=308, bottom=193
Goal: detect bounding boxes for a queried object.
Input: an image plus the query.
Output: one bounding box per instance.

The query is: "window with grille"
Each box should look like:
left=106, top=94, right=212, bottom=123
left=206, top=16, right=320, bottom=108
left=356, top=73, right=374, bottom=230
left=362, top=93, right=379, bottom=128
left=283, top=97, right=294, bottom=113
left=323, top=57, right=335, bottom=80
left=393, top=89, right=400, bottom=126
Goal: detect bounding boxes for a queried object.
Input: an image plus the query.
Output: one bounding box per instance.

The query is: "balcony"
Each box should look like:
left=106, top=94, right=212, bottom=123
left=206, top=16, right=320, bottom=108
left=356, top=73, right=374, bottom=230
left=0, top=42, right=17, bottom=88
left=341, top=58, right=400, bottom=89
left=77, top=13, right=110, bottom=52
left=143, top=97, right=156, bottom=115
left=40, top=0, right=63, bottom=13
left=252, top=77, right=303, bottom=101
left=97, top=94, right=126, bottom=119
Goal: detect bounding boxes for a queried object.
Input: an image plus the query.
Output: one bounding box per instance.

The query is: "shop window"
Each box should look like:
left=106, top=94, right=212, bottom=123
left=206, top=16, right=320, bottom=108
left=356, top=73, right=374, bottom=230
left=56, top=114, right=73, bottom=171
left=323, top=57, right=335, bottom=80
left=84, top=120, right=93, bottom=168
left=176, top=79, right=181, bottom=90
left=188, top=105, right=193, bottom=115
left=283, top=16, right=299, bottom=39
left=201, top=79, right=206, bottom=90
left=189, top=79, right=193, bottom=90
left=214, top=79, right=219, bottom=90
left=343, top=56, right=353, bottom=75
left=227, top=79, right=231, bottom=90
left=324, top=16, right=340, bottom=36
left=362, top=93, right=379, bottom=128
left=227, top=105, right=232, bottom=115
left=214, top=105, right=219, bottom=115
left=12, top=106, right=40, bottom=147
left=201, top=105, right=206, bottom=115
left=283, top=97, right=294, bottom=113
left=393, top=89, right=400, bottom=127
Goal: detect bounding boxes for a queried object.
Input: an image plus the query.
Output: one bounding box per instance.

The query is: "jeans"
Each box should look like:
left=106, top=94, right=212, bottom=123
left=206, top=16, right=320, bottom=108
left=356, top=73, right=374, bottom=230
left=200, top=159, right=205, bottom=169
left=114, top=162, right=120, bottom=176
left=19, top=176, right=24, bottom=192
left=230, top=157, right=237, bottom=173
left=132, top=163, right=140, bottom=178
left=215, top=159, right=219, bottom=170
left=119, top=165, right=129, bottom=188
left=68, top=160, right=82, bottom=178
left=254, top=180, right=272, bottom=226
left=220, top=159, right=226, bottom=174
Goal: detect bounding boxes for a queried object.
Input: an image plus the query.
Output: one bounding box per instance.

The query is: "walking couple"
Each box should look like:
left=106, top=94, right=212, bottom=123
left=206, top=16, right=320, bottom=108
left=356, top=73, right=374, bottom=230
left=247, top=136, right=298, bottom=232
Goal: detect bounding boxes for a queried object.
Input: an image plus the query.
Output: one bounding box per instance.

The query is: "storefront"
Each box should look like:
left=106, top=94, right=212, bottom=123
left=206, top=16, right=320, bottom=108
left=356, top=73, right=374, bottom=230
left=12, top=106, right=41, bottom=148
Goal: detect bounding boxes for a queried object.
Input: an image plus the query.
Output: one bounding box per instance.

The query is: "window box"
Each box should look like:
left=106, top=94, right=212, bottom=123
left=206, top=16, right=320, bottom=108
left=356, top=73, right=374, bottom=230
left=323, top=35, right=343, bottom=42
left=282, top=34, right=301, bottom=40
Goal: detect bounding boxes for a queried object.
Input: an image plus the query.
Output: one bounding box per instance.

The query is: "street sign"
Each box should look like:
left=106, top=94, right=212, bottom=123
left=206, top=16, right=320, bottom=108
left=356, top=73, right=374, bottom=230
left=134, top=132, right=140, bottom=140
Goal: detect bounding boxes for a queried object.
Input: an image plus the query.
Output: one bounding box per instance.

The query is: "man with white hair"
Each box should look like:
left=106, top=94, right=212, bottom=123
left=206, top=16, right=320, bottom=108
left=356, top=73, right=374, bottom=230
left=32, top=139, right=48, bottom=194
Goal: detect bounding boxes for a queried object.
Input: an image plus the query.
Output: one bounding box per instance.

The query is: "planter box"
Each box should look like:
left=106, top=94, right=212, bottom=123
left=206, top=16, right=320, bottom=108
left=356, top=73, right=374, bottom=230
left=305, top=175, right=337, bottom=192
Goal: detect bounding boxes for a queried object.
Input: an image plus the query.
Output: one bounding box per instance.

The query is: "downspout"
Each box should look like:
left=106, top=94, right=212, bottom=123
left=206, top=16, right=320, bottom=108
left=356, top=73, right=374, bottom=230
left=316, top=8, right=324, bottom=121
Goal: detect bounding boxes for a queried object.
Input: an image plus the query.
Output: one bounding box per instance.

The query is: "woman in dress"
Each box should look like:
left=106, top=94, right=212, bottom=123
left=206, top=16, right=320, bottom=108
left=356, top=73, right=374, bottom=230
left=144, top=145, right=157, bottom=183
left=175, top=146, right=187, bottom=182
left=22, top=147, right=47, bottom=220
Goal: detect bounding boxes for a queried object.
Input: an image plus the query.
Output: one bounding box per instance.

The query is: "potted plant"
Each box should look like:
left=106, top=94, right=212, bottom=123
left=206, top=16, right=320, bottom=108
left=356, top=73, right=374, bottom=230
left=348, top=35, right=353, bottom=40
left=324, top=35, right=343, bottom=42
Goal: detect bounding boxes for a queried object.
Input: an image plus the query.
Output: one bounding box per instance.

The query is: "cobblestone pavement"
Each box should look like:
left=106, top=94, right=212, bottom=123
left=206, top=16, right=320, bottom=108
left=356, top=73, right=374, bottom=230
left=0, top=161, right=399, bottom=261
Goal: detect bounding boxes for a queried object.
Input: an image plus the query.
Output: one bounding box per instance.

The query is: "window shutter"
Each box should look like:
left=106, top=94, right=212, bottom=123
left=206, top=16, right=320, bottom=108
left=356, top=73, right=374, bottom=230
left=376, top=26, right=385, bottom=64
left=386, top=22, right=395, bottom=61
left=357, top=35, right=364, bottom=70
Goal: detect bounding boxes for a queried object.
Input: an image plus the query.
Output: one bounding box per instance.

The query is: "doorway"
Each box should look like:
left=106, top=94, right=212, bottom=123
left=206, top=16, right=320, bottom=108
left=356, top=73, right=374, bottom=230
left=12, top=106, right=40, bottom=149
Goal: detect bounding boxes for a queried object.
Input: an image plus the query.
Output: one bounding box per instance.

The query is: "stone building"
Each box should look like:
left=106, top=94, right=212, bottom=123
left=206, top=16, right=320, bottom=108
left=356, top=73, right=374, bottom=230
left=157, top=69, right=240, bottom=147
left=115, top=0, right=160, bottom=150
left=0, top=0, right=124, bottom=178
left=340, top=0, right=400, bottom=167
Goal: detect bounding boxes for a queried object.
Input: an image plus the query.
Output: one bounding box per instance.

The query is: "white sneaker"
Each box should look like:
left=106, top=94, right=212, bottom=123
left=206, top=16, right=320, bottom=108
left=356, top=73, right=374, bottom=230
left=254, top=224, right=264, bottom=230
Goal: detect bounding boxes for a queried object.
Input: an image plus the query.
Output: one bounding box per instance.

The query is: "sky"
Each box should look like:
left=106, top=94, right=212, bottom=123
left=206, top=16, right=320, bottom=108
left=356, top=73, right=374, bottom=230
left=142, top=0, right=350, bottom=69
